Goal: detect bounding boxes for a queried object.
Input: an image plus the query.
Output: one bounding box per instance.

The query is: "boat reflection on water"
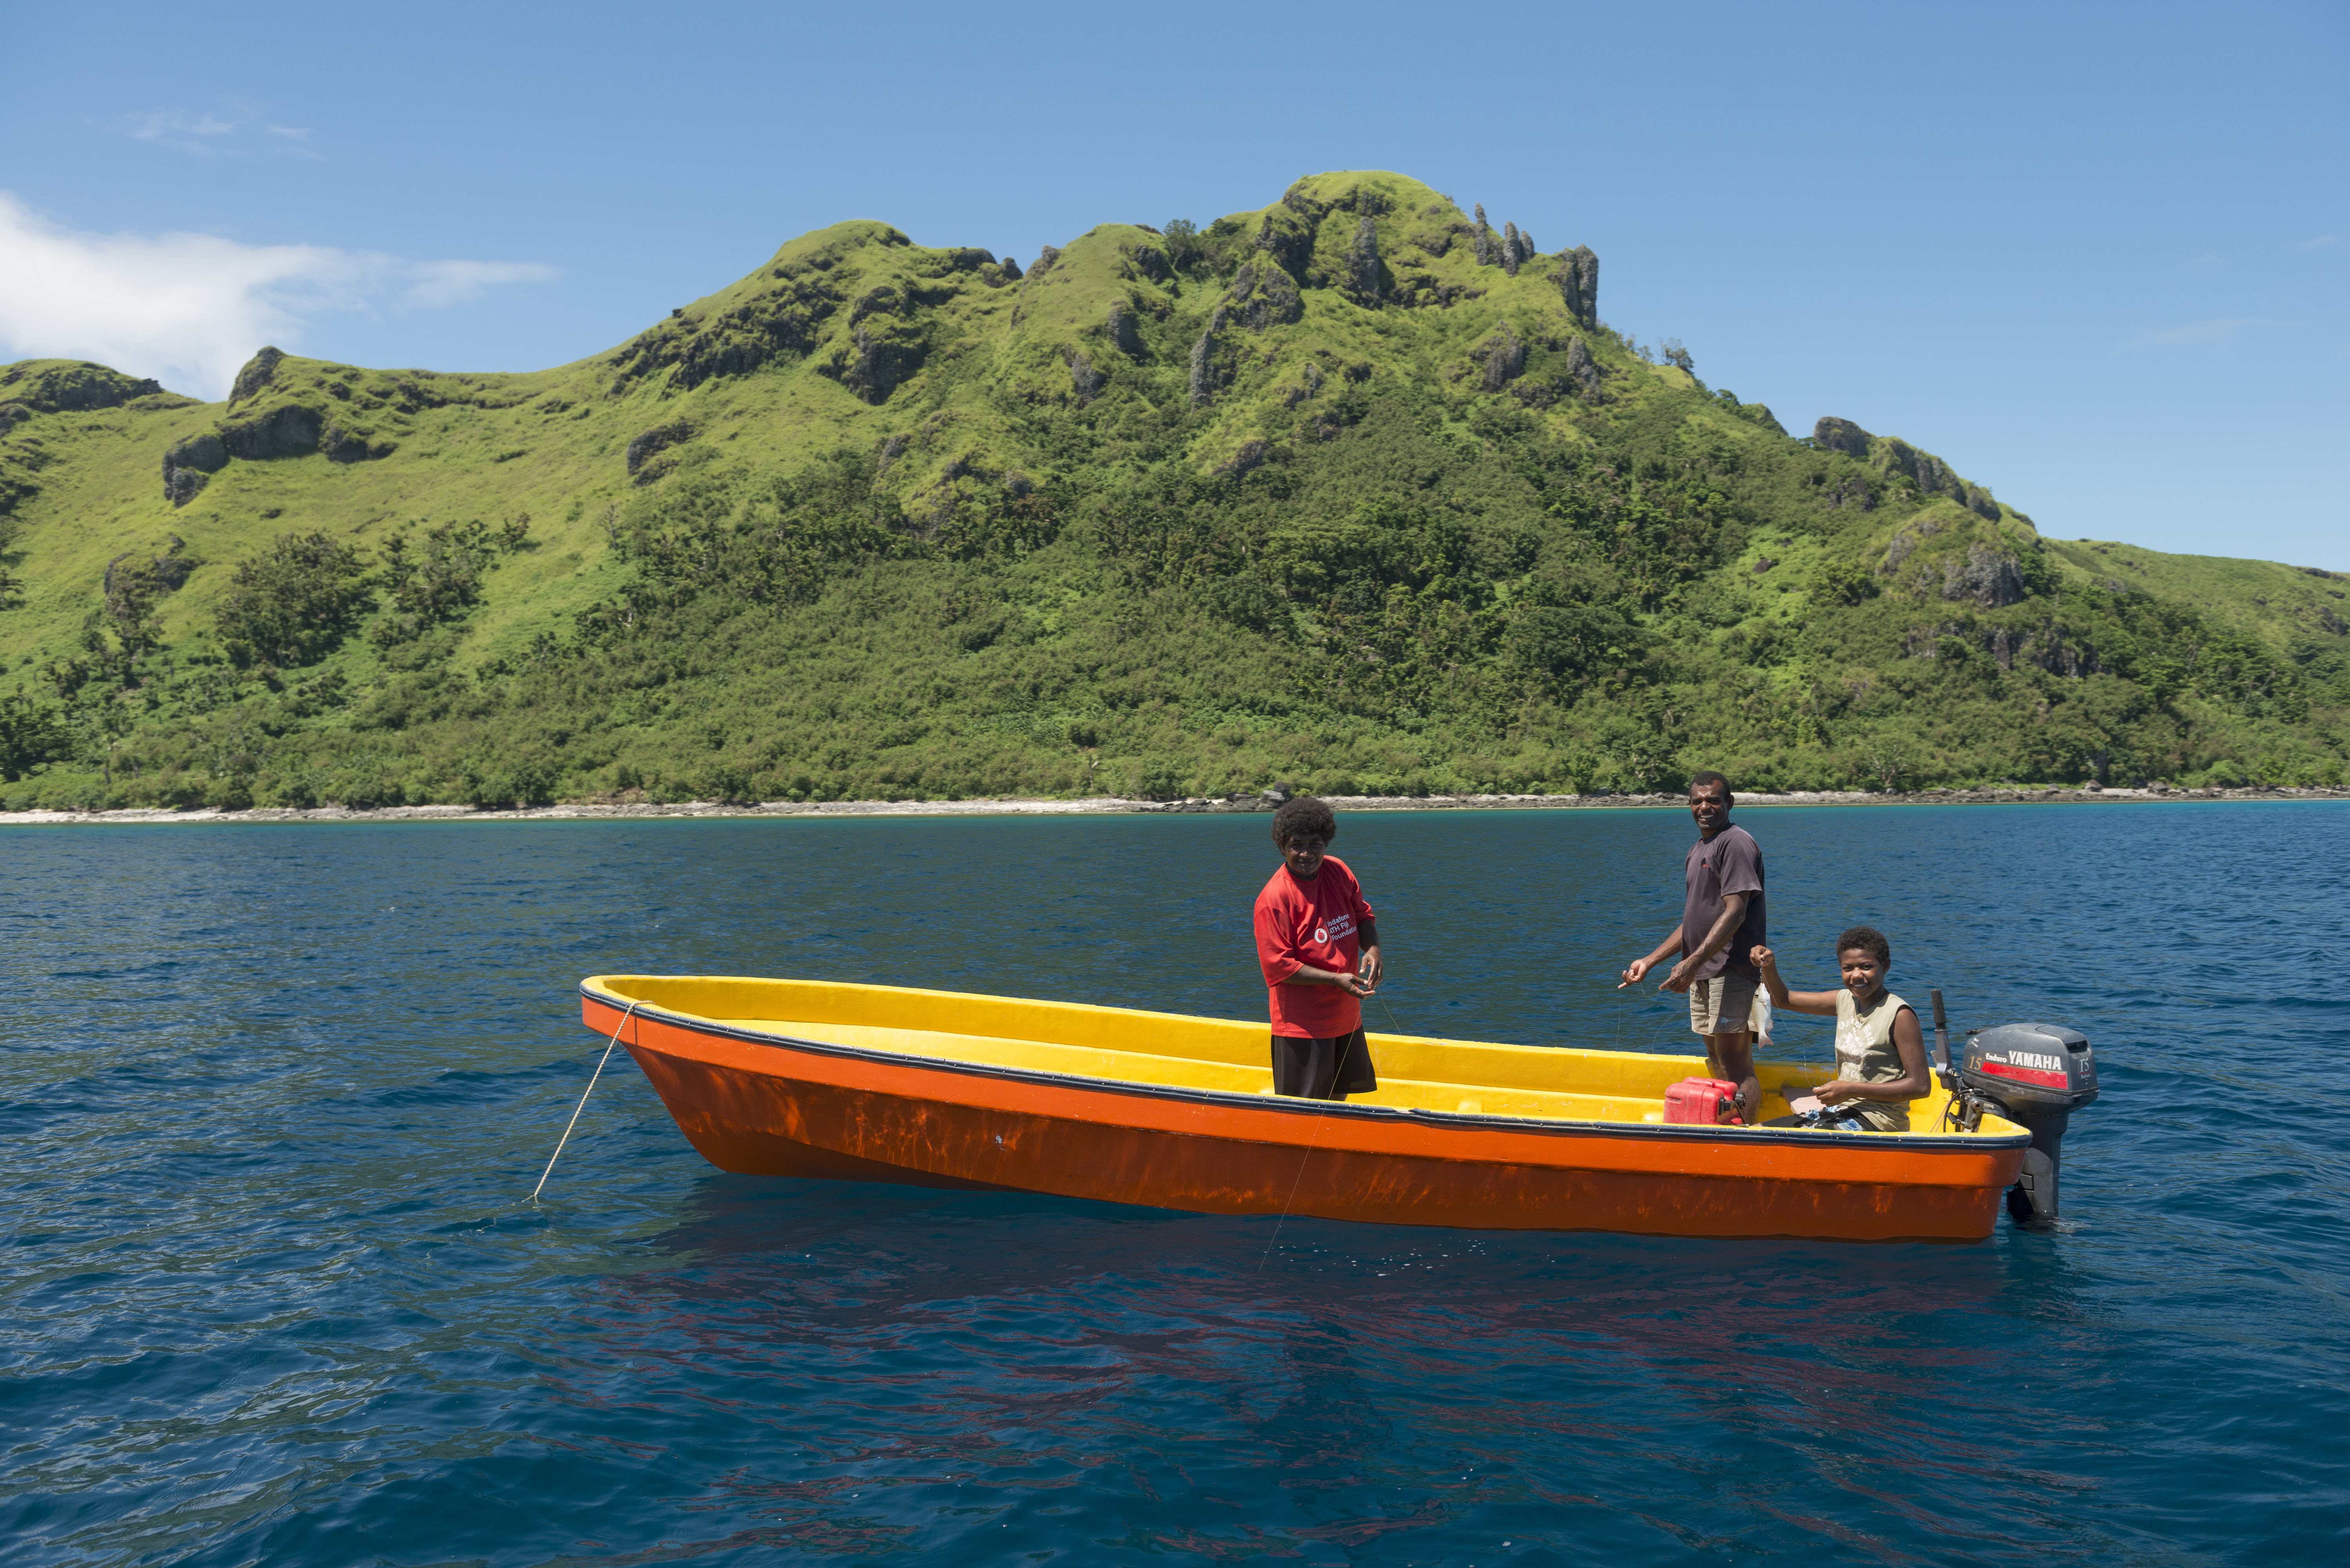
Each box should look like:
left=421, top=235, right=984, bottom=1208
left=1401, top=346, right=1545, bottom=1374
left=557, top=1171, right=2055, bottom=1561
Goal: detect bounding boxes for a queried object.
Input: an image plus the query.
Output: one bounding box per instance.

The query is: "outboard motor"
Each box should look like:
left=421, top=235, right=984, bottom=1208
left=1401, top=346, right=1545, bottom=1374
left=1928, top=991, right=2099, bottom=1228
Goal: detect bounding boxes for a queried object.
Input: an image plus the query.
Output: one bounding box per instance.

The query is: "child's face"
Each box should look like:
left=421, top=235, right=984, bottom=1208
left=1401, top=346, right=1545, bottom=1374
left=1838, top=948, right=1888, bottom=997
left=1280, top=833, right=1329, bottom=880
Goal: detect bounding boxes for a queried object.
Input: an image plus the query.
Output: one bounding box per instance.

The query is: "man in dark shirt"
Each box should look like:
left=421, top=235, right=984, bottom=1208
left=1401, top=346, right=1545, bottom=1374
left=1620, top=771, right=1768, bottom=1123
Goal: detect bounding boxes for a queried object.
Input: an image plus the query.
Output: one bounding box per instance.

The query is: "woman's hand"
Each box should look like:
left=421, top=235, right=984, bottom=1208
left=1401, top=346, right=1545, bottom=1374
left=1815, top=1080, right=1860, bottom=1104
left=1358, top=945, right=1383, bottom=990
left=1750, top=944, right=1776, bottom=972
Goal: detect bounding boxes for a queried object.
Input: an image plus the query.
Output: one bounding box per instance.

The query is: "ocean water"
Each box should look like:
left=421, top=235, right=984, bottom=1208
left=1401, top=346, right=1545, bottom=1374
left=4, top=802, right=2346, bottom=1566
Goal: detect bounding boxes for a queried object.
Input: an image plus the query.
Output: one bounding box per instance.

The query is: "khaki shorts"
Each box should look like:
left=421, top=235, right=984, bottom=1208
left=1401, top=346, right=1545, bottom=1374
left=1688, top=972, right=1758, bottom=1037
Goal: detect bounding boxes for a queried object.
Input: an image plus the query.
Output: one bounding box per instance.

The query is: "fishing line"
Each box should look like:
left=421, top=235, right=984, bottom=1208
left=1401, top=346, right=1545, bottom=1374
left=1262, top=977, right=1400, bottom=1273
left=532, top=998, right=640, bottom=1203
left=1256, top=1087, right=1332, bottom=1273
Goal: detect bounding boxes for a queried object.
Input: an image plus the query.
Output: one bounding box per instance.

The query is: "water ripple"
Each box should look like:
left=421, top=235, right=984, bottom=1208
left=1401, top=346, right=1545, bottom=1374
left=4, top=804, right=2347, bottom=1564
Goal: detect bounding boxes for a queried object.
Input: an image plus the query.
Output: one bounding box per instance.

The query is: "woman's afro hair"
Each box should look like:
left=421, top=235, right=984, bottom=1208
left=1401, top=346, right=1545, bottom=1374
left=1271, top=795, right=1338, bottom=848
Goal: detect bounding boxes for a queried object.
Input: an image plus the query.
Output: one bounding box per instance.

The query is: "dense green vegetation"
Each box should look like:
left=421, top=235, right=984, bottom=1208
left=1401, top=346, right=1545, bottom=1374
left=1, top=171, right=2344, bottom=809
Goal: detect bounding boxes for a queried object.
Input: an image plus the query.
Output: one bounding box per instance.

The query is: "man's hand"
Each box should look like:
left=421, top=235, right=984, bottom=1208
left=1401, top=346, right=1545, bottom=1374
left=1750, top=944, right=1776, bottom=973
left=1357, top=945, right=1383, bottom=990
left=1619, top=956, right=1654, bottom=988
left=1660, top=957, right=1698, bottom=994
left=1815, top=1080, right=1860, bottom=1104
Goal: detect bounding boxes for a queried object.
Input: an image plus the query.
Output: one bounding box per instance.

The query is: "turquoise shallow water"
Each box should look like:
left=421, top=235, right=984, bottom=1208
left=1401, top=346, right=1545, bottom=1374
left=4, top=802, right=2347, bottom=1565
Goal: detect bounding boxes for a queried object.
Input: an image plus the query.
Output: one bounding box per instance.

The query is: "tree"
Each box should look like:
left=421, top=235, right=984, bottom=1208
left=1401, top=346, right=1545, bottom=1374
left=1161, top=219, right=1204, bottom=272
left=215, top=533, right=372, bottom=668
left=0, top=686, right=71, bottom=780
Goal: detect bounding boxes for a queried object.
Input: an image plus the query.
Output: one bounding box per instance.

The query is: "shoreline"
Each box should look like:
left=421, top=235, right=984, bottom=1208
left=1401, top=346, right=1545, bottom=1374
left=2, top=783, right=2342, bottom=827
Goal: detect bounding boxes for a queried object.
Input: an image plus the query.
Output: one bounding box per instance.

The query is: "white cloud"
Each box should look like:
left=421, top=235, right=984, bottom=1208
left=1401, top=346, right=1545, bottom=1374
left=2295, top=235, right=2341, bottom=252
left=108, top=99, right=320, bottom=160
left=2143, top=317, right=2260, bottom=345
left=0, top=193, right=558, bottom=400
left=402, top=258, right=562, bottom=310
left=118, top=108, right=240, bottom=154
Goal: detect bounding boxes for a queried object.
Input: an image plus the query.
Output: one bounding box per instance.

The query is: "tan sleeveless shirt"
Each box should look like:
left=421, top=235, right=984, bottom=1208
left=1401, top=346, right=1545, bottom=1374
left=1833, top=989, right=1914, bottom=1131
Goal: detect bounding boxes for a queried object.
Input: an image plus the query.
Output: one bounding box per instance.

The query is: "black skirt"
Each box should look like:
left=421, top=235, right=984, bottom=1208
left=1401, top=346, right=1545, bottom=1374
left=1271, top=1028, right=1379, bottom=1101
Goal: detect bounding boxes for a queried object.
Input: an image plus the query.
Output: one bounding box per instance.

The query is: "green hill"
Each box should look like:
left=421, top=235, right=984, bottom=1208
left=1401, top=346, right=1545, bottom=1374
left=2, top=170, right=2345, bottom=809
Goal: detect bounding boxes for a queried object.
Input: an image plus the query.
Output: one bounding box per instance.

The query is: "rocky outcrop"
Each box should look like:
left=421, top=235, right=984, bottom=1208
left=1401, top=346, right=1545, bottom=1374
left=1473, top=204, right=1494, bottom=266
left=1070, top=351, right=1102, bottom=405
left=1026, top=246, right=1060, bottom=279
left=229, top=347, right=284, bottom=408
left=322, top=425, right=394, bottom=464
left=1551, top=247, right=1598, bottom=325
left=1480, top=323, right=1525, bottom=392
left=1106, top=300, right=1143, bottom=355
left=1215, top=439, right=1269, bottom=478
left=1820, top=474, right=1875, bottom=509
left=1942, top=542, right=2026, bottom=607
left=612, top=278, right=843, bottom=393
left=1118, top=242, right=1173, bottom=284
left=1564, top=335, right=1603, bottom=401
left=1253, top=211, right=1314, bottom=280
left=1820, top=420, right=2001, bottom=518
left=220, top=404, right=324, bottom=460
left=1909, top=618, right=2097, bottom=677
left=1189, top=308, right=1228, bottom=407
left=823, top=290, right=927, bottom=405
left=0, top=402, right=30, bottom=437
left=160, top=433, right=228, bottom=507
left=1224, top=262, right=1302, bottom=331
left=1501, top=222, right=1522, bottom=276
left=1880, top=517, right=1940, bottom=575
left=1346, top=215, right=1382, bottom=305
left=1879, top=437, right=2003, bottom=519
left=0, top=361, right=166, bottom=413
left=625, top=419, right=692, bottom=479
left=1813, top=416, right=1872, bottom=457
left=1515, top=229, right=1537, bottom=263
left=106, top=536, right=195, bottom=603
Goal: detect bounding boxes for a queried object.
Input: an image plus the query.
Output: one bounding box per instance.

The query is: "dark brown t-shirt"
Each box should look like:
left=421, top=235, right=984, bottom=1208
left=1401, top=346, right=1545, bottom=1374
left=1682, top=823, right=1766, bottom=981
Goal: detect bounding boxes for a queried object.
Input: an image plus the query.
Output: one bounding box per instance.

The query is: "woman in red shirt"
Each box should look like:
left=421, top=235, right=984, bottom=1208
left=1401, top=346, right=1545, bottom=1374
left=1252, top=796, right=1384, bottom=1100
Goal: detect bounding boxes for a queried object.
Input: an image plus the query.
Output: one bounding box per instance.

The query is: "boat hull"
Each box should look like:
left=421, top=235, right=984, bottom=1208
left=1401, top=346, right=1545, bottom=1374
left=582, top=988, right=2026, bottom=1242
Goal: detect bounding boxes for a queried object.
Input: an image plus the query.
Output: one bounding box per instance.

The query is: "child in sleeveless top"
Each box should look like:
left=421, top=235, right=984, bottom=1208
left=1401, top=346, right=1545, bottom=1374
left=1749, top=925, right=1931, bottom=1131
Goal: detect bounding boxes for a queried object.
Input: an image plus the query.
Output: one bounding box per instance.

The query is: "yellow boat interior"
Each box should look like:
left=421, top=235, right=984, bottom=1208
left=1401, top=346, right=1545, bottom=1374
left=587, top=974, right=2002, bottom=1134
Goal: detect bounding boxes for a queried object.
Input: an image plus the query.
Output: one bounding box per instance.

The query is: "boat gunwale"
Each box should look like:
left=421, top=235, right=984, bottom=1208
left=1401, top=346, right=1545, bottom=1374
left=581, top=978, right=2031, bottom=1156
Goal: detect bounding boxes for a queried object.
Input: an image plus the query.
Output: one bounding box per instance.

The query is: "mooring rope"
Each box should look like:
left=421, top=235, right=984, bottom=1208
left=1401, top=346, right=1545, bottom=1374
left=531, top=998, right=641, bottom=1202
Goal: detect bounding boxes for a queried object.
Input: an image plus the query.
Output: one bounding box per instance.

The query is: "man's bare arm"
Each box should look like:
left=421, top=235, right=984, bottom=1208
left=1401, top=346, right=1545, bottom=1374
left=1666, top=892, right=1747, bottom=988
left=1621, top=923, right=1687, bottom=988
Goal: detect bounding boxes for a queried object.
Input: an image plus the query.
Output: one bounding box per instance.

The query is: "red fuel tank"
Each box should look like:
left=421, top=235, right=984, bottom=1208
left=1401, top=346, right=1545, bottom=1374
left=1663, top=1077, right=1740, bottom=1125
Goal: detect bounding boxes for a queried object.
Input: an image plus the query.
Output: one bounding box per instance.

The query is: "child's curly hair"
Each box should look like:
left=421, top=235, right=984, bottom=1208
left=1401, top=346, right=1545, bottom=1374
left=1837, top=925, right=1892, bottom=965
left=1271, top=795, right=1338, bottom=848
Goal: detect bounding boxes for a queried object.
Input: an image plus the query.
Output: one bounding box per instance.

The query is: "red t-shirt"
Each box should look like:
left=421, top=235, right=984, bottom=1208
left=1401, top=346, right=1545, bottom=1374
left=1254, top=856, right=1376, bottom=1039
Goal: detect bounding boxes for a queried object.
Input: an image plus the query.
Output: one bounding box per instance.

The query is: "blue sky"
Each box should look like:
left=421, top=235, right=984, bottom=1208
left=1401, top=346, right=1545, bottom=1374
left=2, top=1, right=2343, bottom=566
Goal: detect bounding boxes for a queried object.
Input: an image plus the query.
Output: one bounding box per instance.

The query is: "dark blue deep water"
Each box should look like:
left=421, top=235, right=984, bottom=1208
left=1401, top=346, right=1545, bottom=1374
left=5, top=803, right=2348, bottom=1566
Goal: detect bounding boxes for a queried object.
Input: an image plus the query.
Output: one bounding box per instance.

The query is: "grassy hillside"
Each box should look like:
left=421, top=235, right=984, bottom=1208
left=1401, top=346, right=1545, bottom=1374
left=2, top=170, right=2345, bottom=809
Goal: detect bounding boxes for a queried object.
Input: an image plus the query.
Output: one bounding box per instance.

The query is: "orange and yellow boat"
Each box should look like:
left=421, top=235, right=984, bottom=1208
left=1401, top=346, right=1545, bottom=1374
left=580, top=974, right=2034, bottom=1242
